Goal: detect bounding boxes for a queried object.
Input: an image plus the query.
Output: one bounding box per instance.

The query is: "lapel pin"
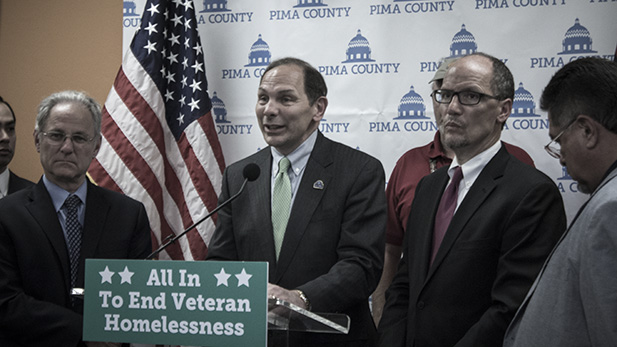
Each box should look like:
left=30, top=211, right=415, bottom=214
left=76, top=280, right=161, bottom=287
left=313, top=180, right=324, bottom=190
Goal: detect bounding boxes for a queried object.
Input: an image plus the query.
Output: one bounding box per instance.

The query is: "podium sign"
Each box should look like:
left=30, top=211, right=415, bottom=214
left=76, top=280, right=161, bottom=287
left=83, top=259, right=267, bottom=346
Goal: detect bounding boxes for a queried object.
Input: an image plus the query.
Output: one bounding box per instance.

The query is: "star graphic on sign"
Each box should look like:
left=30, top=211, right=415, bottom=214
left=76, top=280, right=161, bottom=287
left=235, top=268, right=252, bottom=287
left=118, top=266, right=134, bottom=284
left=214, top=268, right=231, bottom=287
left=99, top=266, right=114, bottom=284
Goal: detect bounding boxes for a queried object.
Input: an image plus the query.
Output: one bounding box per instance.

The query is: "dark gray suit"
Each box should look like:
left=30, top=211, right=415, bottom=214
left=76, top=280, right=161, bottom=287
left=379, top=146, right=566, bottom=347
left=0, top=179, right=152, bottom=346
left=207, top=132, right=386, bottom=346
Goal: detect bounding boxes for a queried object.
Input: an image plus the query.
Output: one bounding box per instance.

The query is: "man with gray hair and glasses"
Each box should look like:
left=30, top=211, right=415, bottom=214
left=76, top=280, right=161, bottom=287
left=504, top=57, right=617, bottom=347
left=0, top=90, right=152, bottom=346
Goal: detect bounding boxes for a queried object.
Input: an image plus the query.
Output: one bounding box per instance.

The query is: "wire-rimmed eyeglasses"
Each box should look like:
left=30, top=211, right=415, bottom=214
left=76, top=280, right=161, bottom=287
left=544, top=118, right=577, bottom=159
left=41, top=131, right=95, bottom=146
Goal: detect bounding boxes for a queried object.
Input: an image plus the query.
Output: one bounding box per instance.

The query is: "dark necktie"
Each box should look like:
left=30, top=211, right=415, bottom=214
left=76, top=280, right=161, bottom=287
left=431, top=166, right=463, bottom=265
left=63, top=195, right=82, bottom=287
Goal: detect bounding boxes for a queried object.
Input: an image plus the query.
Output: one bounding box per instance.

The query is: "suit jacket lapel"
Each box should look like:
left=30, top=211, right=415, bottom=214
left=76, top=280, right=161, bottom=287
left=248, top=150, right=278, bottom=280
left=25, top=180, right=71, bottom=291
left=78, top=182, right=110, bottom=286
left=427, top=147, right=508, bottom=279
left=274, top=133, right=332, bottom=282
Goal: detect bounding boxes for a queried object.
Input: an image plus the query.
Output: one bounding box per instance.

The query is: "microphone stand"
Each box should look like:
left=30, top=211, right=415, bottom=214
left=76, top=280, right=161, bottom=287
left=145, top=178, right=250, bottom=260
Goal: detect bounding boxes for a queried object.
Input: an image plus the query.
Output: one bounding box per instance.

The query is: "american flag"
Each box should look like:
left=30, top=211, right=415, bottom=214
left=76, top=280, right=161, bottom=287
left=88, top=0, right=225, bottom=260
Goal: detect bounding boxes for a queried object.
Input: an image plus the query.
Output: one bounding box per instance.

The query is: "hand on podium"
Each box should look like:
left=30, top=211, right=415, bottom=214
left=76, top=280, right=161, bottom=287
left=268, top=283, right=308, bottom=310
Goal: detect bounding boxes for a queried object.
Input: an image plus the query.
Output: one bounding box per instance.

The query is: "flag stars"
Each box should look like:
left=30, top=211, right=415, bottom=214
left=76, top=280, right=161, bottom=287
left=193, top=42, right=202, bottom=56
left=181, top=76, right=188, bottom=88
left=169, top=33, right=180, bottom=47
left=177, top=113, right=185, bottom=125
left=167, top=52, right=179, bottom=65
left=184, top=37, right=191, bottom=49
left=182, top=0, right=194, bottom=11
left=171, top=13, right=183, bottom=27
left=145, top=22, right=158, bottom=36
left=144, top=40, right=157, bottom=54
left=182, top=57, right=189, bottom=70
left=166, top=71, right=176, bottom=83
left=188, top=98, right=200, bottom=111
left=190, top=79, right=202, bottom=93
left=192, top=61, right=203, bottom=74
left=146, top=3, right=159, bottom=16
left=184, top=18, right=192, bottom=30
left=165, top=89, right=174, bottom=101
left=179, top=95, right=186, bottom=107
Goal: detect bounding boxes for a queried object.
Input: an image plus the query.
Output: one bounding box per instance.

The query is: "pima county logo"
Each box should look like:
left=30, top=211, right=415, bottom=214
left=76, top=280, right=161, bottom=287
left=420, top=24, right=482, bottom=75
left=319, top=30, right=401, bottom=76
left=369, top=0, right=454, bottom=16
left=475, top=0, right=564, bottom=9
left=369, top=85, right=438, bottom=133
left=123, top=1, right=141, bottom=27
left=505, top=82, right=549, bottom=131
left=197, top=0, right=254, bottom=24
left=556, top=166, right=580, bottom=193
left=530, top=18, right=615, bottom=69
left=221, top=35, right=272, bottom=79
left=211, top=92, right=253, bottom=136
left=269, top=0, right=351, bottom=21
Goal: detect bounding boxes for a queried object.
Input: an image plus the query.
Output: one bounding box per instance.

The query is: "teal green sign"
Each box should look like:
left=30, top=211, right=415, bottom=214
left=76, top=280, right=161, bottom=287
left=83, top=259, right=267, bottom=346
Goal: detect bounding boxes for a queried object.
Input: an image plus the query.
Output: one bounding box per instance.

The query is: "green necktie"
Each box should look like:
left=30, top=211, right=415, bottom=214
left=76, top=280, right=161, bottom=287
left=272, top=157, right=291, bottom=260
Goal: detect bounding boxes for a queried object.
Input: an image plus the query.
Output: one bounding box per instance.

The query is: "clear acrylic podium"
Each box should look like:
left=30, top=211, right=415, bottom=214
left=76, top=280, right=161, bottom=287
left=267, top=297, right=350, bottom=346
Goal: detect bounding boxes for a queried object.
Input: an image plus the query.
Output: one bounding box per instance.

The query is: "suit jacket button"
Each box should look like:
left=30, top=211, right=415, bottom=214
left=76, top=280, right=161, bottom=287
left=417, top=301, right=425, bottom=309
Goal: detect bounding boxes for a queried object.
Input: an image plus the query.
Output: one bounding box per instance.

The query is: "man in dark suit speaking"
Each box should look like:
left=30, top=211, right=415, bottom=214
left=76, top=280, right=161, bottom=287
left=0, top=90, right=152, bottom=346
left=207, top=57, right=386, bottom=346
left=378, top=53, right=566, bottom=347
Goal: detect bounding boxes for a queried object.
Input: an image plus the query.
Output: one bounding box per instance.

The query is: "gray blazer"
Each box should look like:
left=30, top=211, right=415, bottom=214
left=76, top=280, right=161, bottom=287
left=504, top=166, right=617, bottom=347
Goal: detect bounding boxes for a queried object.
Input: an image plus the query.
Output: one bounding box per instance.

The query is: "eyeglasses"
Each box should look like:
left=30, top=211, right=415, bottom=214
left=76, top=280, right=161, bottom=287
left=544, top=119, right=576, bottom=159
left=41, top=131, right=95, bottom=145
left=432, top=89, right=499, bottom=106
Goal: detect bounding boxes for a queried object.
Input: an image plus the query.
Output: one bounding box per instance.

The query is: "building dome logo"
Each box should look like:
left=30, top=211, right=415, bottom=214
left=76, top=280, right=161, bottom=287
left=294, top=0, right=327, bottom=7
left=343, top=30, right=375, bottom=63
left=450, top=24, right=478, bottom=57
left=123, top=1, right=139, bottom=17
left=512, top=82, right=540, bottom=117
left=559, top=18, right=596, bottom=55
left=245, top=34, right=272, bottom=67
left=395, top=85, right=428, bottom=120
left=211, top=92, right=230, bottom=124
left=201, top=0, right=231, bottom=12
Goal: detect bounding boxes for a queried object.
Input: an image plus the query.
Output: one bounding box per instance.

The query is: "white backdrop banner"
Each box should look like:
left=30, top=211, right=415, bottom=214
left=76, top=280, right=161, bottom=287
left=122, top=0, right=617, bottom=223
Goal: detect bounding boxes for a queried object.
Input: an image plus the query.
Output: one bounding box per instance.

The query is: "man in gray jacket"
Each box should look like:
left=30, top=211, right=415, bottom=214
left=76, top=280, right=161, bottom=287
left=504, top=57, right=617, bottom=346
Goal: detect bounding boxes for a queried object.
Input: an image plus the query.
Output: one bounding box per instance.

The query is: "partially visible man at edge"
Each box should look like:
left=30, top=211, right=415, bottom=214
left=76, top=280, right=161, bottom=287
left=0, top=96, right=34, bottom=199
left=371, top=57, right=535, bottom=325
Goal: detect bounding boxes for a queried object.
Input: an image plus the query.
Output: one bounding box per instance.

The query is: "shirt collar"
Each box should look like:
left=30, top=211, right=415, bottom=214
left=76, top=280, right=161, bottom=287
left=0, top=168, right=9, bottom=198
left=271, top=130, right=318, bottom=178
left=450, top=140, right=502, bottom=188
left=43, top=175, right=88, bottom=212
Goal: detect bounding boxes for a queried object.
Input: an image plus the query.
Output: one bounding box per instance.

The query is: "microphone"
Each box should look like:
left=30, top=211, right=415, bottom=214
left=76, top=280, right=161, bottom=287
left=146, top=163, right=260, bottom=259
